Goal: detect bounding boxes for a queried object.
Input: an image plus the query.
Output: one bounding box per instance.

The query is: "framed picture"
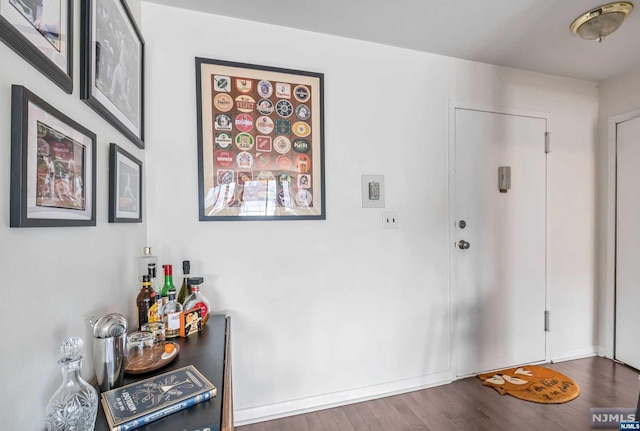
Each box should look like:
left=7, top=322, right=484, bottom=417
left=80, top=0, right=144, bottom=148
left=108, top=143, right=142, bottom=223
left=195, top=58, right=325, bottom=221
left=0, top=0, right=73, bottom=93
left=10, top=85, right=96, bottom=227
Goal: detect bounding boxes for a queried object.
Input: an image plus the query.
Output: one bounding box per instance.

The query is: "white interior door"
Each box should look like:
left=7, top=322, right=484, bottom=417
left=615, top=115, right=640, bottom=369
left=454, top=108, right=547, bottom=377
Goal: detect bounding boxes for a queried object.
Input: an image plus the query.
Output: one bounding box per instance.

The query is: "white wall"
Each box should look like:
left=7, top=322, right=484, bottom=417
left=596, top=65, right=640, bottom=357
left=142, top=3, right=599, bottom=425
left=0, top=2, right=145, bottom=430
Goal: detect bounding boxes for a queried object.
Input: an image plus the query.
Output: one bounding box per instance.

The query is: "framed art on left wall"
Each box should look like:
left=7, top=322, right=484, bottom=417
left=10, top=85, right=96, bottom=227
left=81, top=0, right=144, bottom=148
left=109, top=143, right=142, bottom=223
left=0, top=0, right=73, bottom=93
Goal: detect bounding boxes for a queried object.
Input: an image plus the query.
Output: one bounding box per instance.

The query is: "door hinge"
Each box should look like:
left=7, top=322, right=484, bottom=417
left=545, top=132, right=551, bottom=153
left=545, top=310, right=550, bottom=332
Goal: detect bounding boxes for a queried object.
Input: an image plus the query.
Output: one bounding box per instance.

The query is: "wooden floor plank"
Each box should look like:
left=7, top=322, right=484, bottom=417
left=291, top=414, right=312, bottom=431
left=238, top=356, right=640, bottom=431
left=367, top=396, right=414, bottom=430
left=247, top=422, right=267, bottom=431
left=304, top=412, right=327, bottom=431
left=446, top=377, right=536, bottom=431
left=354, top=399, right=385, bottom=431
left=341, top=403, right=368, bottom=431
left=316, top=407, right=341, bottom=431
left=330, top=407, right=357, bottom=431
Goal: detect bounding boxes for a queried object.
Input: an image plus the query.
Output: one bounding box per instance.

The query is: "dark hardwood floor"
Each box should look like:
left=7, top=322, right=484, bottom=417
left=237, top=356, right=640, bottom=431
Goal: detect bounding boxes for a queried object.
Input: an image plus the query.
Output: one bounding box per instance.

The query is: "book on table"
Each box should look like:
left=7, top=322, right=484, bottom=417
left=100, top=364, right=217, bottom=431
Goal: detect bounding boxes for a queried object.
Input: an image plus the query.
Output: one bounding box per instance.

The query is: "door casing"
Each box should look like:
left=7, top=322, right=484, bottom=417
left=604, top=109, right=640, bottom=360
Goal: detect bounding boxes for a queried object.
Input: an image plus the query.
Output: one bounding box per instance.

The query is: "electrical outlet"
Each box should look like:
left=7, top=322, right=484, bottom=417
left=382, top=211, right=399, bottom=229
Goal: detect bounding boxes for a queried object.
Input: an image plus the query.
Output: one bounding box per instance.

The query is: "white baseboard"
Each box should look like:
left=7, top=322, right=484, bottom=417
left=551, top=345, right=597, bottom=363
left=233, top=370, right=454, bottom=427
left=596, top=345, right=608, bottom=358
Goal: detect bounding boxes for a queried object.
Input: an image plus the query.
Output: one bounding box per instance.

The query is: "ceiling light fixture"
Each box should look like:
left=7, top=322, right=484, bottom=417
left=570, top=2, right=634, bottom=42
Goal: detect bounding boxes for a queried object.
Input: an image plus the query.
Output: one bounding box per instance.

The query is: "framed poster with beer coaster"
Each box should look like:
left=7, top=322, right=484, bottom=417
left=196, top=57, right=325, bottom=221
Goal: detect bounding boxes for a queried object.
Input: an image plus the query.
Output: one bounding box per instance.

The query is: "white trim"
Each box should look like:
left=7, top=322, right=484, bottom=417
left=234, top=370, right=454, bottom=426
left=456, top=358, right=548, bottom=380
left=605, top=109, right=640, bottom=360
left=448, top=100, right=457, bottom=378
left=448, top=101, right=552, bottom=121
left=550, top=346, right=598, bottom=363
left=448, top=101, right=552, bottom=376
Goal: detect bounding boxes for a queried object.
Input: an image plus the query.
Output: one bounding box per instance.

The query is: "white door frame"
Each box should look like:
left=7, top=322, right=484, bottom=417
left=448, top=101, right=552, bottom=377
left=604, top=109, right=640, bottom=359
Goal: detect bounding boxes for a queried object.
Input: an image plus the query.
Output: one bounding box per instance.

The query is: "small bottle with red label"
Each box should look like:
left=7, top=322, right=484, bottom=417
left=183, top=277, right=211, bottom=326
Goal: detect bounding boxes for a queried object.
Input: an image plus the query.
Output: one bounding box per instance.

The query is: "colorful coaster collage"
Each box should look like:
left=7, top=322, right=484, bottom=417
left=211, top=75, right=314, bottom=208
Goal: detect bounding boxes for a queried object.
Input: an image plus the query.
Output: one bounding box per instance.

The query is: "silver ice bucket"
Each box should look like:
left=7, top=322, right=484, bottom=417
left=90, top=313, right=127, bottom=392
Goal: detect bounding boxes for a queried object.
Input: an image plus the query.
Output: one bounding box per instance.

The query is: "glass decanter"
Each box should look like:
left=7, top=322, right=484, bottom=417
left=45, top=337, right=98, bottom=431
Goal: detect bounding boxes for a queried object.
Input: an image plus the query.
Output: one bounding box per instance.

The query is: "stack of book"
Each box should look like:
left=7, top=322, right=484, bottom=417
left=101, top=365, right=217, bottom=431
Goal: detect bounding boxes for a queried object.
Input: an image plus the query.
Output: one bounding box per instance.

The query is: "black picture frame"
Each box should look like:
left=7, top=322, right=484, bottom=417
left=109, top=143, right=142, bottom=223
left=80, top=0, right=144, bottom=148
left=10, top=85, right=96, bottom=227
left=0, top=0, right=73, bottom=93
left=195, top=57, right=326, bottom=221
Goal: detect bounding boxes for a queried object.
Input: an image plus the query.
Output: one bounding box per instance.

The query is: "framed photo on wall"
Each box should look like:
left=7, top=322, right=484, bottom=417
left=195, top=57, right=325, bottom=221
left=0, top=0, right=73, bottom=93
left=109, top=143, right=142, bottom=223
left=80, top=0, right=144, bottom=148
left=10, top=85, right=96, bottom=227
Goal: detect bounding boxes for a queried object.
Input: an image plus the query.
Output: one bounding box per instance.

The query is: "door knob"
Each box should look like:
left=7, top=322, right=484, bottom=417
left=458, top=240, right=470, bottom=250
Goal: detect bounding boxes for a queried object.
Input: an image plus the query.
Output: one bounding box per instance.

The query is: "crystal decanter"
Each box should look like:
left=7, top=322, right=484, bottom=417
left=45, top=337, right=98, bottom=431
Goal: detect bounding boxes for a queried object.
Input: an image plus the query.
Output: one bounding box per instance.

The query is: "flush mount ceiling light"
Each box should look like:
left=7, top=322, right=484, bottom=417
left=570, top=2, right=634, bottom=42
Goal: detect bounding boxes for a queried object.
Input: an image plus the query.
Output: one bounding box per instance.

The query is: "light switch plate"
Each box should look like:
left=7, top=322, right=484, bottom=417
left=362, top=174, right=385, bottom=208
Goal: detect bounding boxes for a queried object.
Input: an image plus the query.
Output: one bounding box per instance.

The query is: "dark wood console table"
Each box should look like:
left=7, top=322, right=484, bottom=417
left=94, top=314, right=233, bottom=431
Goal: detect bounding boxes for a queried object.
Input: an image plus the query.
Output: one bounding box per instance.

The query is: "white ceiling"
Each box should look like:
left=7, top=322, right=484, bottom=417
left=144, top=0, right=640, bottom=82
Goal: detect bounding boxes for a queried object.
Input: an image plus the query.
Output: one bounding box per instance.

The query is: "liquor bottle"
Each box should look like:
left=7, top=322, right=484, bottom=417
left=183, top=277, right=211, bottom=325
left=139, top=247, right=157, bottom=281
left=136, top=275, right=156, bottom=330
left=147, top=264, right=161, bottom=323
left=148, top=263, right=161, bottom=293
left=162, top=290, right=183, bottom=339
left=177, top=260, right=191, bottom=305
left=161, top=264, right=176, bottom=306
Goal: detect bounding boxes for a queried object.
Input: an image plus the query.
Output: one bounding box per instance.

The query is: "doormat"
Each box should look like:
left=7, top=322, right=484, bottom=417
left=478, top=365, right=580, bottom=404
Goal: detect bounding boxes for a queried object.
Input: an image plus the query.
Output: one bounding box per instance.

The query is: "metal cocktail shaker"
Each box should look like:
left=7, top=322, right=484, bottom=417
left=90, top=313, right=127, bottom=392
